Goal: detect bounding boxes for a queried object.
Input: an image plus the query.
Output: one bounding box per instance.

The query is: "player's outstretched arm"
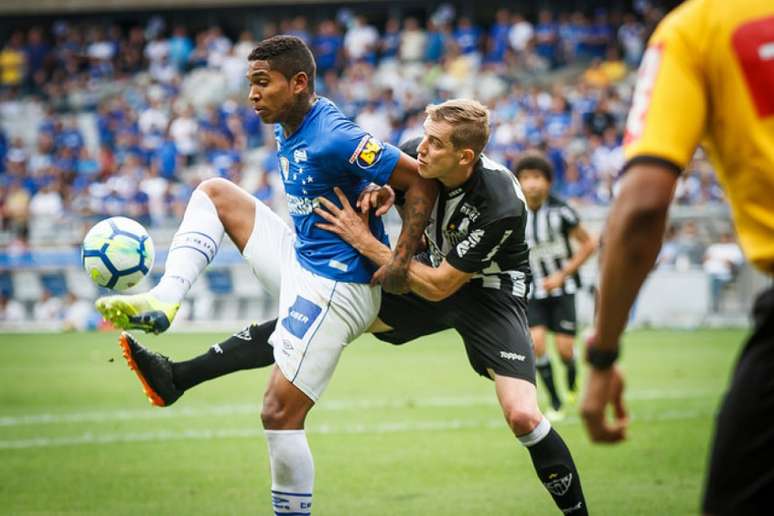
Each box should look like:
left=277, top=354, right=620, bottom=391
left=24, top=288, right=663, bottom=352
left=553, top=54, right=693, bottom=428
left=378, top=152, right=439, bottom=293
left=315, top=187, right=470, bottom=301
left=580, top=162, right=677, bottom=443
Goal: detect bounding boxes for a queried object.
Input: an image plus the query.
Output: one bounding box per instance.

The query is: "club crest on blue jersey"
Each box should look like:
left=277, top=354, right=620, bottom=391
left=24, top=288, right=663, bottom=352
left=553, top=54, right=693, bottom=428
left=281, top=296, right=323, bottom=339
left=350, top=135, right=384, bottom=169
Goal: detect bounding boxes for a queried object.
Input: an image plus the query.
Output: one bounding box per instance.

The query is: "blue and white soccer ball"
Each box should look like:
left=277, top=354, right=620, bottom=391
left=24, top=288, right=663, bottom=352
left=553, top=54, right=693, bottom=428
left=81, top=217, right=155, bottom=292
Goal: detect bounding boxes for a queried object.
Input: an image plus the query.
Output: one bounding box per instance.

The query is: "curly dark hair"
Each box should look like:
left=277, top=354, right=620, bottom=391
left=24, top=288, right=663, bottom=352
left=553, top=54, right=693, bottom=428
left=514, top=154, right=553, bottom=183
left=248, top=35, right=316, bottom=93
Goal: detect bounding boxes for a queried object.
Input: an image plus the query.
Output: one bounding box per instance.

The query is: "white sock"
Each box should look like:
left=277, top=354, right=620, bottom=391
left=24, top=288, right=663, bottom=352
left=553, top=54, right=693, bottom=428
left=150, top=188, right=224, bottom=304
left=265, top=429, right=314, bottom=515
left=517, top=417, right=552, bottom=447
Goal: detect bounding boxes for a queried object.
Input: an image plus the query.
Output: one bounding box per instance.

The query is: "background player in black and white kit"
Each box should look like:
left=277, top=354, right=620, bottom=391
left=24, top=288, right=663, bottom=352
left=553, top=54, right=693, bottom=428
left=120, top=100, right=589, bottom=514
left=516, top=155, right=597, bottom=418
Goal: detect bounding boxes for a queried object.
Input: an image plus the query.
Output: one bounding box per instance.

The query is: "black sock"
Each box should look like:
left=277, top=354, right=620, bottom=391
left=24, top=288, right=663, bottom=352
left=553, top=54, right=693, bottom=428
left=563, top=356, right=577, bottom=392
left=525, top=425, right=588, bottom=515
left=172, top=319, right=277, bottom=391
left=536, top=358, right=562, bottom=410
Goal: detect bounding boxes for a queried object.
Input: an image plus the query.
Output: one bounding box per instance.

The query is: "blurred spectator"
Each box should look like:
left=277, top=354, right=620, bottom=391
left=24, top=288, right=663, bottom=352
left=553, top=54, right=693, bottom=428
left=534, top=10, right=558, bottom=67
left=618, top=13, right=645, bottom=66
left=34, top=288, right=64, bottom=321
left=312, top=20, right=343, bottom=74
left=424, top=18, right=449, bottom=62
left=400, top=18, right=426, bottom=63
left=380, top=18, right=401, bottom=62
left=509, top=13, right=534, bottom=55
left=169, top=25, right=194, bottom=71
left=703, top=232, right=744, bottom=312
left=344, top=15, right=378, bottom=65
left=0, top=293, right=25, bottom=322
left=485, top=9, right=511, bottom=64
left=453, top=16, right=481, bottom=60
left=169, top=104, right=199, bottom=165
left=674, top=221, right=706, bottom=267
left=63, top=292, right=98, bottom=331
left=1, top=32, right=27, bottom=91
left=583, top=98, right=616, bottom=136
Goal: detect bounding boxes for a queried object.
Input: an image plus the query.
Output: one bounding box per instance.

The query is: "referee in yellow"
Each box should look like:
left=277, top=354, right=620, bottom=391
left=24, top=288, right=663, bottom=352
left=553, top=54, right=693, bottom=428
left=578, top=0, right=774, bottom=513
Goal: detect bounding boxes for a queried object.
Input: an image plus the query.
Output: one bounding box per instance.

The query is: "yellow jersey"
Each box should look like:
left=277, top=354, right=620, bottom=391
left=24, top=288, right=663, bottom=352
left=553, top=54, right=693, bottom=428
left=623, top=0, right=774, bottom=274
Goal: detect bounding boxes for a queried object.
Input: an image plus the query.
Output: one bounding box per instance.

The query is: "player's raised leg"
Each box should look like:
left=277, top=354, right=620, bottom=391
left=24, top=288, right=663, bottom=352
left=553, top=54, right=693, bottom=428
left=118, top=321, right=277, bottom=407
left=495, top=375, right=588, bottom=515
left=96, top=178, right=257, bottom=334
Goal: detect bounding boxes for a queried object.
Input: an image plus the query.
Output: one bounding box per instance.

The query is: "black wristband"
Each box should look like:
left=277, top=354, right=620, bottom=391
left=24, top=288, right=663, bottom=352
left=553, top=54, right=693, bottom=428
left=585, top=346, right=620, bottom=370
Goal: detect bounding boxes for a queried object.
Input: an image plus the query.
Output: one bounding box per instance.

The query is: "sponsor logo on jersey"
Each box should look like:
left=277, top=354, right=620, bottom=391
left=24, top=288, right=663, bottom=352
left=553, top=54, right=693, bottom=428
left=456, top=229, right=485, bottom=257
left=624, top=43, right=663, bottom=145
left=281, top=296, right=322, bottom=340
left=444, top=217, right=471, bottom=246
left=499, top=351, right=526, bottom=361
left=349, top=135, right=384, bottom=169
left=293, top=148, right=308, bottom=163
left=544, top=473, right=573, bottom=497
left=459, top=203, right=480, bottom=222
left=286, top=193, right=320, bottom=216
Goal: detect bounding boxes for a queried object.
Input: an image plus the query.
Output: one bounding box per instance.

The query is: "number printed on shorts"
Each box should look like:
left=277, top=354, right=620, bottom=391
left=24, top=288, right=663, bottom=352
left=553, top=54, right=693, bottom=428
left=732, top=15, right=774, bottom=118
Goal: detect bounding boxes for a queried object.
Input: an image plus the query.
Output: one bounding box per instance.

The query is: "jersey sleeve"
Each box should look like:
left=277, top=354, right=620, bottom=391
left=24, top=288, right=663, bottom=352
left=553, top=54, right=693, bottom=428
left=445, top=217, right=518, bottom=273
left=559, top=202, right=580, bottom=232
left=623, top=1, right=708, bottom=173
left=324, top=121, right=401, bottom=186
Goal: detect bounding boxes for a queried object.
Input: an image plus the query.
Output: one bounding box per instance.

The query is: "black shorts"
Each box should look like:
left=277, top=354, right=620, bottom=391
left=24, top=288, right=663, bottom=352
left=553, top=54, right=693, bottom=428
left=703, top=285, right=774, bottom=515
left=527, top=294, right=577, bottom=335
left=374, top=286, right=535, bottom=384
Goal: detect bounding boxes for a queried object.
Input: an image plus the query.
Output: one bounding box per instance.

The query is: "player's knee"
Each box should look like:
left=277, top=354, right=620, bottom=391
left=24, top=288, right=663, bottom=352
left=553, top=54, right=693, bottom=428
left=261, top=393, right=292, bottom=429
left=504, top=404, right=543, bottom=436
left=197, top=177, right=234, bottom=212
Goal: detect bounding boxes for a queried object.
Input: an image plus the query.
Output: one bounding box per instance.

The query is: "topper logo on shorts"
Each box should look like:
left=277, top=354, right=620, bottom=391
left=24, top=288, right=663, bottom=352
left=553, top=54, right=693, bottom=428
left=281, top=296, right=323, bottom=340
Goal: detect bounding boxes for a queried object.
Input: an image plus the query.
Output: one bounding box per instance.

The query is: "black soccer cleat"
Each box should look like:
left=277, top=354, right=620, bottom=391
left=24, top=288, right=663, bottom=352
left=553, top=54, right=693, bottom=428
left=118, top=332, right=183, bottom=407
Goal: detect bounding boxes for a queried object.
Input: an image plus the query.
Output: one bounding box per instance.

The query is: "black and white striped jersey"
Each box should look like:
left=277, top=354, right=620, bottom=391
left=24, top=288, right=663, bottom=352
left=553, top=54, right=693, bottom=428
left=400, top=138, right=531, bottom=297
left=525, top=195, right=581, bottom=299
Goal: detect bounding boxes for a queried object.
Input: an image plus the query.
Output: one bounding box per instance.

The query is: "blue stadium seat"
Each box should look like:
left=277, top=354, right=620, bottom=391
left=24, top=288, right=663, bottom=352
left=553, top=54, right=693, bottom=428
left=0, top=271, right=13, bottom=297
left=205, top=269, right=233, bottom=295
left=40, top=272, right=69, bottom=297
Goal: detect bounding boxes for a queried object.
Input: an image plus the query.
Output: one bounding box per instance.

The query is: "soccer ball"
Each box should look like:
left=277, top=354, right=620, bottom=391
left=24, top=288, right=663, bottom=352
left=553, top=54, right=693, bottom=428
left=81, top=217, right=155, bottom=292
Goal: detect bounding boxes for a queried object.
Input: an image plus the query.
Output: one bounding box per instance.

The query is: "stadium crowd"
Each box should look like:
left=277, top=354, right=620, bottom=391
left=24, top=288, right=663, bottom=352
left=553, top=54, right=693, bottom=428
left=0, top=3, right=725, bottom=249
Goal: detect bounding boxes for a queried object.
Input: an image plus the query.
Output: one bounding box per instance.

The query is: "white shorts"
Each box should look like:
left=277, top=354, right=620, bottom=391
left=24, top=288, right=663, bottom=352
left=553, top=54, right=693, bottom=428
left=242, top=198, right=380, bottom=401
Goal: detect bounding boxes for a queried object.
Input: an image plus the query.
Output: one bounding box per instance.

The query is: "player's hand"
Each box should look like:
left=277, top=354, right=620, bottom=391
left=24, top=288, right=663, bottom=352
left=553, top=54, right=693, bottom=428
left=372, top=259, right=411, bottom=294
left=542, top=272, right=566, bottom=291
left=580, top=364, right=628, bottom=443
left=314, top=187, right=371, bottom=249
left=357, top=184, right=396, bottom=217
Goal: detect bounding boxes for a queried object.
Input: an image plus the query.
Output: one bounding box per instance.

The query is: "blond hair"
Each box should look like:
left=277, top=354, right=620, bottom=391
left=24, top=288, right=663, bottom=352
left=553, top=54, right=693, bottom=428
left=425, top=99, right=490, bottom=157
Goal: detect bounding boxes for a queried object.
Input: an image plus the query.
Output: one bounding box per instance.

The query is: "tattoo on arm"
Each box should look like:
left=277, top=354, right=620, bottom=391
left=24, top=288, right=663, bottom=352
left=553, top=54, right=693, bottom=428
left=392, top=182, right=435, bottom=264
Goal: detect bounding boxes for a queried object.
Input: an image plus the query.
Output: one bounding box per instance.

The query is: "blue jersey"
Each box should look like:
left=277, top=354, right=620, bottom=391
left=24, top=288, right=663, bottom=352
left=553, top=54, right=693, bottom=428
left=274, top=97, right=401, bottom=283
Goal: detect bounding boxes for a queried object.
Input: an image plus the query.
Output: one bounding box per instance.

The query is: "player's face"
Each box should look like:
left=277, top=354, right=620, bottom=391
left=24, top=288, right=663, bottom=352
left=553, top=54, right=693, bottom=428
left=416, top=118, right=467, bottom=180
left=518, top=169, right=551, bottom=204
left=246, top=60, right=296, bottom=124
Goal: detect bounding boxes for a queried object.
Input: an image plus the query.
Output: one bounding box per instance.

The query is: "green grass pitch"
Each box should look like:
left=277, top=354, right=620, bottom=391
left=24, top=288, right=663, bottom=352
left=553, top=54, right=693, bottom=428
left=0, top=328, right=745, bottom=515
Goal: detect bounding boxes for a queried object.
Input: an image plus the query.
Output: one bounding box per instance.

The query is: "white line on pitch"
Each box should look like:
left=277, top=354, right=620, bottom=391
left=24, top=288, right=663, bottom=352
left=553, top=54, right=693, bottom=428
left=0, top=409, right=710, bottom=450
left=0, top=389, right=719, bottom=428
